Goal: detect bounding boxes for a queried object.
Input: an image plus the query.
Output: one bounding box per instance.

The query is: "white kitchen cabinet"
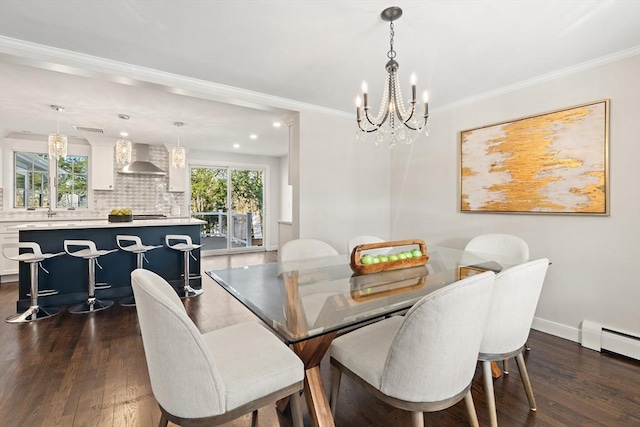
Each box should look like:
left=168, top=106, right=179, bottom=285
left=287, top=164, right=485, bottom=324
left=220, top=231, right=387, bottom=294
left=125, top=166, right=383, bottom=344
left=0, top=222, right=19, bottom=277
left=168, top=164, right=187, bottom=192
left=91, top=145, right=115, bottom=190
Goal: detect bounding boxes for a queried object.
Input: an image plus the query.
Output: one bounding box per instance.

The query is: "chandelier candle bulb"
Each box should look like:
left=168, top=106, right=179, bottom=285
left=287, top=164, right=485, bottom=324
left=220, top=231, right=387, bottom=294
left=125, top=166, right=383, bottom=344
left=423, top=91, right=429, bottom=117
left=361, top=81, right=368, bottom=108
left=410, top=73, right=417, bottom=102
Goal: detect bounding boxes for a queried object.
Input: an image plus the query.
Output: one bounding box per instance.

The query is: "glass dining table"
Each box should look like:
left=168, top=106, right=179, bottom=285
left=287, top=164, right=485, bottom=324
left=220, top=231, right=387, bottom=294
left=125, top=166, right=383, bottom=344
left=206, top=245, right=521, bottom=427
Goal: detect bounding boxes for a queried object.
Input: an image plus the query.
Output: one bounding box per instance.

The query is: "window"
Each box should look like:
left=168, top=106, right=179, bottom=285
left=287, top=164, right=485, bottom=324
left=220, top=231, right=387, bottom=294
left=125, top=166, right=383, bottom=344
left=190, top=165, right=265, bottom=253
left=14, top=152, right=50, bottom=208
left=13, top=151, right=89, bottom=209
left=56, top=156, right=88, bottom=208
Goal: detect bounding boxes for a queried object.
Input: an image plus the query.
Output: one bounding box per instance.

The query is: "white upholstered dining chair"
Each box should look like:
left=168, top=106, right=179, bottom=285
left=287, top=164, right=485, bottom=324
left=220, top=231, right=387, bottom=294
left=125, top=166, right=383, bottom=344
left=278, top=238, right=341, bottom=328
left=329, top=271, right=496, bottom=427
left=464, top=233, right=530, bottom=263
left=131, top=269, right=305, bottom=427
left=465, top=232, right=531, bottom=373
left=478, top=258, right=550, bottom=427
left=279, top=238, right=339, bottom=262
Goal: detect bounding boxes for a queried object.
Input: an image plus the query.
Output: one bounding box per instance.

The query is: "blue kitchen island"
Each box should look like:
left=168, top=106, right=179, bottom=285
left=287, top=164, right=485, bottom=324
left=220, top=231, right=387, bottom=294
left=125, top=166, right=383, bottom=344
left=11, top=218, right=205, bottom=311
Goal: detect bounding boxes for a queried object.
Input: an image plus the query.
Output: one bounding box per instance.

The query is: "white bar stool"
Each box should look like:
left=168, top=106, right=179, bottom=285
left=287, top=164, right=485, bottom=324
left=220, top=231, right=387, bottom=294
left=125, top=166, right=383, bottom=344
left=116, top=235, right=162, bottom=306
left=165, top=234, right=203, bottom=298
left=64, top=240, right=117, bottom=313
left=2, top=242, right=64, bottom=323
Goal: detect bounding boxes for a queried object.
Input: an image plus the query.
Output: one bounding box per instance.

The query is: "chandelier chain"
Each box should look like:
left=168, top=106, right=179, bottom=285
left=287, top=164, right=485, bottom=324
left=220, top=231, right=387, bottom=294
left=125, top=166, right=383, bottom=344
left=387, top=21, right=396, bottom=60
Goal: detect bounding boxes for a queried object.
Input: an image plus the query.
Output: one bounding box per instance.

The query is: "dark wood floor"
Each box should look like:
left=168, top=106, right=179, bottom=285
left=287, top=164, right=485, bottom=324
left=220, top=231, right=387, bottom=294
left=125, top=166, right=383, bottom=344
left=1, top=251, right=638, bottom=426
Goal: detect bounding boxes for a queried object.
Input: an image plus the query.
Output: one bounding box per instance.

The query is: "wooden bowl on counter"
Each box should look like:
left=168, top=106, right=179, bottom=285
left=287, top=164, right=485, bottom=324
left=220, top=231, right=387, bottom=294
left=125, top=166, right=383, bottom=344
left=350, top=239, right=428, bottom=275
left=108, top=214, right=133, bottom=223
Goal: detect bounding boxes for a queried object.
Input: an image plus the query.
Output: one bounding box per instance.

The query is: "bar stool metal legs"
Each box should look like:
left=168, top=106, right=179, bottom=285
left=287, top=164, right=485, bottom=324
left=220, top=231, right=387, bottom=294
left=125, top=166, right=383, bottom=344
left=179, top=250, right=203, bottom=298
left=3, top=242, right=63, bottom=324
left=69, top=257, right=114, bottom=313
left=64, top=240, right=117, bottom=314
left=116, top=235, right=162, bottom=307
left=165, top=234, right=203, bottom=299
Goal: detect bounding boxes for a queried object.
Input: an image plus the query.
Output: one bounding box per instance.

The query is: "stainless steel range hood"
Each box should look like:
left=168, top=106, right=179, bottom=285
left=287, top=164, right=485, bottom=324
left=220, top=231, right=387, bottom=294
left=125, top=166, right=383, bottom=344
left=118, top=144, right=166, bottom=176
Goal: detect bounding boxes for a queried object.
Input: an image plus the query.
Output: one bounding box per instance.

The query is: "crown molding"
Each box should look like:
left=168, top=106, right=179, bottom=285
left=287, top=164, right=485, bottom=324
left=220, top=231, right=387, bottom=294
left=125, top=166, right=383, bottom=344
left=2, top=36, right=635, bottom=119
left=434, top=45, right=640, bottom=113
left=0, top=36, right=351, bottom=119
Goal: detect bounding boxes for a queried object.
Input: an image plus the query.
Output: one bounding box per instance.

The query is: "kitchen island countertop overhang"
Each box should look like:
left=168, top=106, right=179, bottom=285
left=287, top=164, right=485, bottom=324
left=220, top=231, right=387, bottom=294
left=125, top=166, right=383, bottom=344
left=9, top=217, right=204, bottom=231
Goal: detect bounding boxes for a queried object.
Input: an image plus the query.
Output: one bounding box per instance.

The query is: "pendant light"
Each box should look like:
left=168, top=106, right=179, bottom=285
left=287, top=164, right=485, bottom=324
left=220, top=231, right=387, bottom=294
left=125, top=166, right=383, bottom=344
left=171, top=121, right=186, bottom=169
left=115, top=132, right=132, bottom=164
left=48, top=105, right=68, bottom=160
left=115, top=114, right=132, bottom=164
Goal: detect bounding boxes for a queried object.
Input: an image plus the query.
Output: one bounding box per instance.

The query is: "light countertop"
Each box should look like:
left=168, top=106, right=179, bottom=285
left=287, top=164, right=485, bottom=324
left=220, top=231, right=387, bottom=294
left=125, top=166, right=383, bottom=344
left=0, top=216, right=103, bottom=223
left=8, top=218, right=205, bottom=231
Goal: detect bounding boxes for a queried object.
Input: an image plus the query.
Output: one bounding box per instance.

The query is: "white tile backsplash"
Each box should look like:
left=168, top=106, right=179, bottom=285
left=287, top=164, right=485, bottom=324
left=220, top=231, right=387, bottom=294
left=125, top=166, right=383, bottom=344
left=94, top=145, right=185, bottom=215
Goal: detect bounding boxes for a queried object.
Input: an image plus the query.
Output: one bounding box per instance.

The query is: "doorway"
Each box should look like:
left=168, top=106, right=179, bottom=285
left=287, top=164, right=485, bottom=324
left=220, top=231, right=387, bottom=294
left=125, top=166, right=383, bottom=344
left=190, top=166, right=265, bottom=254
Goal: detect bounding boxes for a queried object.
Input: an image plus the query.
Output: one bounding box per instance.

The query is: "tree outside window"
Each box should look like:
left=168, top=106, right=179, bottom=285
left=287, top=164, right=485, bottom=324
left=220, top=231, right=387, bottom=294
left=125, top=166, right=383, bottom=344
left=190, top=167, right=264, bottom=243
left=56, top=156, right=88, bottom=208
left=13, top=151, right=88, bottom=209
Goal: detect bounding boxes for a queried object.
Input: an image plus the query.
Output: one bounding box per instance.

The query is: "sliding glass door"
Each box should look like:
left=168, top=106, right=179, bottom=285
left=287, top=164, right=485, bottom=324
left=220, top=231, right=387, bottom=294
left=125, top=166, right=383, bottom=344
left=190, top=166, right=264, bottom=253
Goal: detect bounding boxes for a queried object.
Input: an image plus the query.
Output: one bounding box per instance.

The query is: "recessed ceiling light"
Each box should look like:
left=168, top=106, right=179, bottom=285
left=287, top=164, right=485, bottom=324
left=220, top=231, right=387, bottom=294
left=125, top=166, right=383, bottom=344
left=233, top=143, right=240, bottom=148
left=273, top=122, right=282, bottom=128
left=120, top=131, right=129, bottom=137
left=249, top=134, right=258, bottom=139
left=118, top=114, right=130, bottom=120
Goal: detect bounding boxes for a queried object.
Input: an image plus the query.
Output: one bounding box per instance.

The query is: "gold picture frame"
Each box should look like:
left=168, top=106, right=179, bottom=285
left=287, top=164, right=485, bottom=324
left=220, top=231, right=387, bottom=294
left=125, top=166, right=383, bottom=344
left=460, top=99, right=609, bottom=215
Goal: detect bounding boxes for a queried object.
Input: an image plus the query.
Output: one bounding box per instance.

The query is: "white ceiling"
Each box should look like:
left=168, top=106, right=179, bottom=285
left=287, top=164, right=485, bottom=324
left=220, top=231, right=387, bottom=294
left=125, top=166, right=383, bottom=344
left=0, top=0, right=638, bottom=156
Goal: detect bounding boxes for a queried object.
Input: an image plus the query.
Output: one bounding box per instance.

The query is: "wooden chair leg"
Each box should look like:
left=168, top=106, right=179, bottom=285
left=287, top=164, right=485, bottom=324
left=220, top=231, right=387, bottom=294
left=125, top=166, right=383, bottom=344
left=503, top=358, right=510, bottom=375
left=515, top=351, right=537, bottom=410
left=411, top=411, right=424, bottom=427
left=482, top=360, right=498, bottom=427
left=290, top=391, right=304, bottom=427
left=464, top=390, right=479, bottom=427
left=251, top=409, right=258, bottom=427
left=329, top=364, right=342, bottom=418
left=159, top=412, right=169, bottom=427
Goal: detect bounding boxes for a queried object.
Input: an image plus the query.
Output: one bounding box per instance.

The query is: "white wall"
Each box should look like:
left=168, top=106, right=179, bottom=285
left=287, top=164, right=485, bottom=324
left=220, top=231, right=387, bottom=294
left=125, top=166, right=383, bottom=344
left=390, top=55, right=640, bottom=340
left=187, top=149, right=282, bottom=251
left=297, top=110, right=391, bottom=254
left=279, top=155, right=292, bottom=221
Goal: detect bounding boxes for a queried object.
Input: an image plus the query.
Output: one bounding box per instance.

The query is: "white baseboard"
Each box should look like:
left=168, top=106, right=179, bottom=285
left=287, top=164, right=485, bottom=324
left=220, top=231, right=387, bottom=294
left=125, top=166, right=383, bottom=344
left=0, top=274, right=18, bottom=284
left=531, top=316, right=581, bottom=343
left=533, top=317, right=640, bottom=360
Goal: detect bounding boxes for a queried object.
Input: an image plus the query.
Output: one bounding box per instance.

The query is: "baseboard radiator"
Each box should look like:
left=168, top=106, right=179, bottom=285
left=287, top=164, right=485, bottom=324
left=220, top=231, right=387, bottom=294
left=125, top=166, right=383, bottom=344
left=581, top=320, right=640, bottom=360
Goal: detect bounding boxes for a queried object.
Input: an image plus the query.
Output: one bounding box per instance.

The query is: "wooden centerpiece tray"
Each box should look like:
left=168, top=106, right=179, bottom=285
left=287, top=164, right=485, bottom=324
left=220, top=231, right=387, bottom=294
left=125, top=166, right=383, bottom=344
left=350, top=239, right=428, bottom=275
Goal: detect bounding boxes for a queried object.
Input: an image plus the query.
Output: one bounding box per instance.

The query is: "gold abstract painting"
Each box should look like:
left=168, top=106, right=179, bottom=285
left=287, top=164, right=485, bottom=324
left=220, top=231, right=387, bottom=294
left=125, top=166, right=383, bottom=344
left=460, top=100, right=609, bottom=215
